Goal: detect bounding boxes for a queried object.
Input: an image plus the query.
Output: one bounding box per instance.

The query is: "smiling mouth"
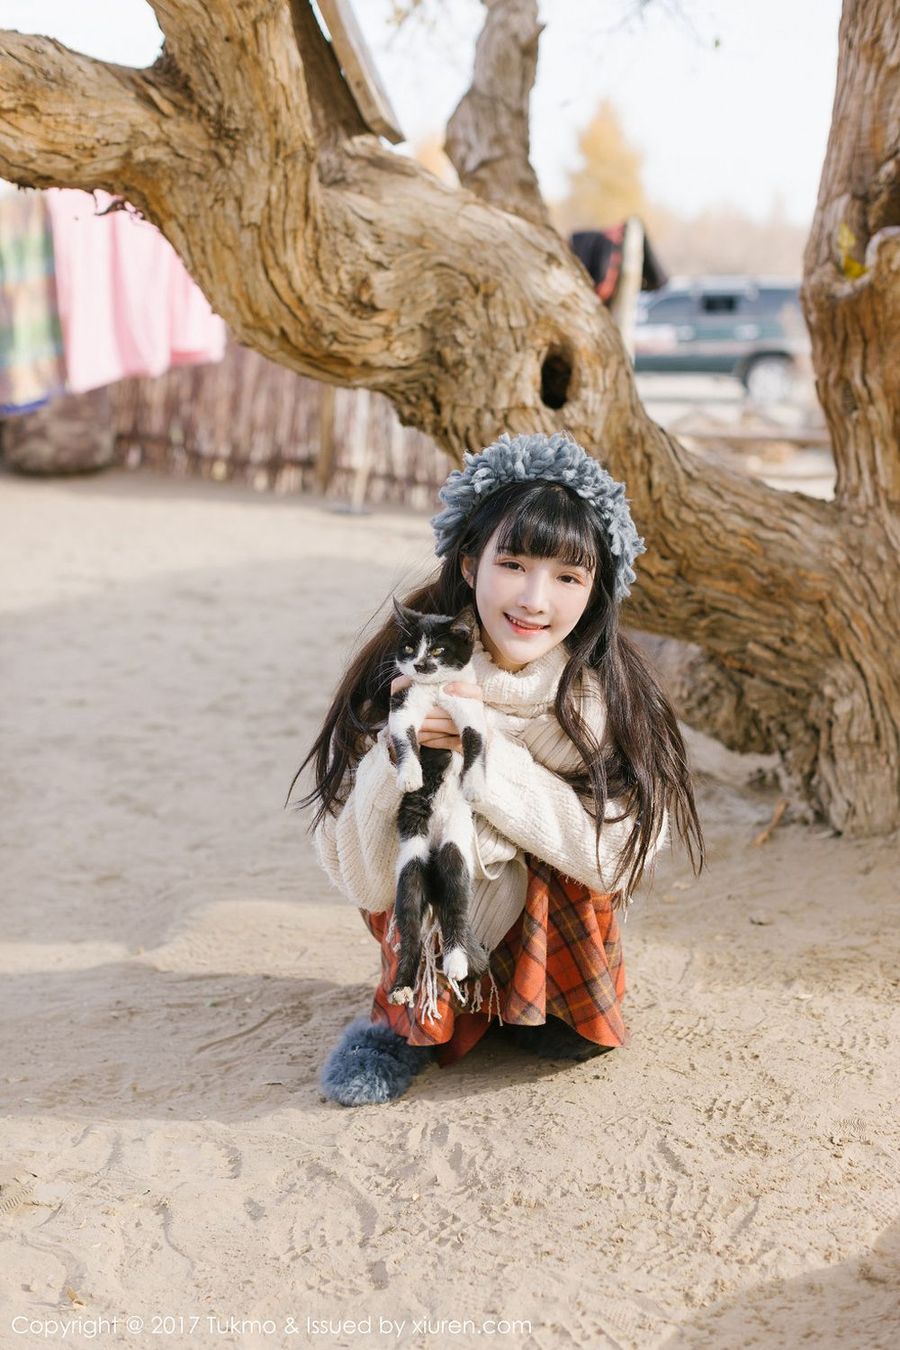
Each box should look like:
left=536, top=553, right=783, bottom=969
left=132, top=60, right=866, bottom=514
left=505, top=613, right=549, bottom=633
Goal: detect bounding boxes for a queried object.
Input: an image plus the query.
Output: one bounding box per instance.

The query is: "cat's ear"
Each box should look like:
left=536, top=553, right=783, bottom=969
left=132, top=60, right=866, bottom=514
left=392, top=596, right=416, bottom=630
left=450, top=604, right=478, bottom=639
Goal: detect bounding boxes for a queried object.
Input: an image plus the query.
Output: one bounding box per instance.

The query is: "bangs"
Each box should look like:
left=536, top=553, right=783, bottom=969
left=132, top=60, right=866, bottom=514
left=493, top=483, right=599, bottom=573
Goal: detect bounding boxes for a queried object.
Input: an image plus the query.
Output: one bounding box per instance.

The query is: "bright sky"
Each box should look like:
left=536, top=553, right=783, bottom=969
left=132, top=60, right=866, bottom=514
left=0, top=0, right=842, bottom=226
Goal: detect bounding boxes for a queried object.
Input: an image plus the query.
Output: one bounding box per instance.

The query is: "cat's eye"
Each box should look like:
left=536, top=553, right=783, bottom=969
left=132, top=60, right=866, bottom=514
left=401, top=645, right=413, bottom=653
left=431, top=647, right=444, bottom=656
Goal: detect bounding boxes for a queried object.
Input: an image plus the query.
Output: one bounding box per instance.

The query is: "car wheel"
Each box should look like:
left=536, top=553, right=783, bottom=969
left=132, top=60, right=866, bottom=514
left=744, top=355, right=797, bottom=405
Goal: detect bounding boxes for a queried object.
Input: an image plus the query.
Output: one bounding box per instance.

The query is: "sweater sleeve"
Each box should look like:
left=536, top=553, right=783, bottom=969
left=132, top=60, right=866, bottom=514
left=311, top=726, right=404, bottom=913
left=311, top=726, right=523, bottom=911
left=469, top=725, right=669, bottom=895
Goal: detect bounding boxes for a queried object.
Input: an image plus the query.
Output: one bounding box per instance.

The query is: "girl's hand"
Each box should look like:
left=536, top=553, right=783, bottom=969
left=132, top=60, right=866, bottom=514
left=388, top=676, right=484, bottom=755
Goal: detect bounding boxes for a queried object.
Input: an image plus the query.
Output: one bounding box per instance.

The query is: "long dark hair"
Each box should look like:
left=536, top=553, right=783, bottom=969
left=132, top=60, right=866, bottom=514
left=288, top=478, right=704, bottom=903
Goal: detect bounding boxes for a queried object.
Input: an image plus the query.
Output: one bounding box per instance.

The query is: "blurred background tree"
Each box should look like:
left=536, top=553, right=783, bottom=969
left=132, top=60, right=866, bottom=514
left=551, top=97, right=808, bottom=276
left=550, top=99, right=648, bottom=237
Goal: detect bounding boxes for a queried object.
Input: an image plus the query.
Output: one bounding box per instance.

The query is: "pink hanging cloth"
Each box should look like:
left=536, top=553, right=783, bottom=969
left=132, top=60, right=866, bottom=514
left=46, top=189, right=226, bottom=395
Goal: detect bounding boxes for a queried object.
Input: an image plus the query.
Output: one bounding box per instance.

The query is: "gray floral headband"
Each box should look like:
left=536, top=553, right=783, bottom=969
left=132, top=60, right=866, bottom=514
left=430, top=431, right=646, bottom=602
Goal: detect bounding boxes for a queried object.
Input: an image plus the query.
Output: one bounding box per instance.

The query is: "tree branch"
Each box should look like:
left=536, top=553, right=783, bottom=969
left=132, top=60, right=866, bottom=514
left=0, top=31, right=187, bottom=194
left=806, top=228, right=900, bottom=506
left=445, top=0, right=551, bottom=230
left=147, top=1, right=370, bottom=147
left=802, top=0, right=900, bottom=509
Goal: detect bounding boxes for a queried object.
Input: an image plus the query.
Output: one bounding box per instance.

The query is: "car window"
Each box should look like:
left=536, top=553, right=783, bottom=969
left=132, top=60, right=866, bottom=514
left=642, top=293, right=696, bottom=322
left=700, top=293, right=742, bottom=314
left=741, top=287, right=801, bottom=318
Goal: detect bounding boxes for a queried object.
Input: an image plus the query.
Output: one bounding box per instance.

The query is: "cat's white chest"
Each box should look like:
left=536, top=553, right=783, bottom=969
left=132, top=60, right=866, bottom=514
left=393, top=663, right=490, bottom=737
left=388, top=662, right=490, bottom=802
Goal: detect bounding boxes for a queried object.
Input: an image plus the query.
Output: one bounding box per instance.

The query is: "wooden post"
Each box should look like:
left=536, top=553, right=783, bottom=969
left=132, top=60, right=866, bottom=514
left=609, top=215, right=645, bottom=359
left=348, top=388, right=373, bottom=512
left=315, top=384, right=336, bottom=493
left=316, top=0, right=404, bottom=143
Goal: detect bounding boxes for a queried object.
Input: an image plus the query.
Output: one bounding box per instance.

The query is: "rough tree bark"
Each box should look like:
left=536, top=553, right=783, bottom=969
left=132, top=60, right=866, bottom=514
left=0, top=0, right=896, bottom=833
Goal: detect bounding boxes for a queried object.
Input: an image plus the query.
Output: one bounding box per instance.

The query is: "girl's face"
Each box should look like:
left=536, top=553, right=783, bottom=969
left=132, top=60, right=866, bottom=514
left=461, top=522, right=595, bottom=672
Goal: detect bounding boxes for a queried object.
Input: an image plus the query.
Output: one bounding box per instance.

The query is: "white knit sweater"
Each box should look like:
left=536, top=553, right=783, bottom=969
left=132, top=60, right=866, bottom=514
left=311, top=629, right=668, bottom=953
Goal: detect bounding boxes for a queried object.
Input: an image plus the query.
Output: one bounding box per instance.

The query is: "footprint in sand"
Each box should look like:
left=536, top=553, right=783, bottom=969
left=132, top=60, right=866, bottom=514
left=0, top=1170, right=37, bottom=1217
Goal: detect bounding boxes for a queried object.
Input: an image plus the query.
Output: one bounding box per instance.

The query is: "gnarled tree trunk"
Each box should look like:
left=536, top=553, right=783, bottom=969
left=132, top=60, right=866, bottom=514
left=0, top=0, right=896, bottom=832
left=799, top=0, right=900, bottom=831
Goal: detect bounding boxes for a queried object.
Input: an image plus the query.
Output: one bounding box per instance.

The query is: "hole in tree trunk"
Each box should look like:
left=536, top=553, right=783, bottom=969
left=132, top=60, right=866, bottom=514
left=540, top=347, right=573, bottom=409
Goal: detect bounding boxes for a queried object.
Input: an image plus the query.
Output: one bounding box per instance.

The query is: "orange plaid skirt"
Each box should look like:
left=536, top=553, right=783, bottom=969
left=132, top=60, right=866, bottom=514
left=359, top=854, right=629, bottom=1068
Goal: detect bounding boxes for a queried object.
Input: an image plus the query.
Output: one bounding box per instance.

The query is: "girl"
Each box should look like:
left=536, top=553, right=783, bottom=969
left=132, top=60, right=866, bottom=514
left=290, top=431, right=703, bottom=1106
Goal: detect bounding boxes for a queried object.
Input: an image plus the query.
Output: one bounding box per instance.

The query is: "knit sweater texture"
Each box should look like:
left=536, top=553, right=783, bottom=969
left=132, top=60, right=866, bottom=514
left=311, top=629, right=668, bottom=953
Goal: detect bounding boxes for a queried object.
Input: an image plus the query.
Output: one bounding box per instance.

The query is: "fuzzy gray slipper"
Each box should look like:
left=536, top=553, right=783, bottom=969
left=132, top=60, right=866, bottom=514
left=320, top=1015, right=434, bottom=1107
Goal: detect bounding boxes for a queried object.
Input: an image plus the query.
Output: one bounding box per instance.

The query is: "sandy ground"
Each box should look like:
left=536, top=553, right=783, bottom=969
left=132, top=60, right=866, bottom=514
left=1, top=466, right=898, bottom=1350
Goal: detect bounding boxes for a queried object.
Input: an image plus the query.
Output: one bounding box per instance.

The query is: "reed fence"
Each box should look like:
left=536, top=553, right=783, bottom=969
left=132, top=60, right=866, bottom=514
left=109, top=339, right=454, bottom=511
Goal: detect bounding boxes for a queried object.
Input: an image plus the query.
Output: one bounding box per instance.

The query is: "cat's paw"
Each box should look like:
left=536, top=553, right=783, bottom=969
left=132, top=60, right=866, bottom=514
left=396, top=760, right=424, bottom=793
left=388, top=985, right=415, bottom=1006
left=442, top=946, right=469, bottom=982
left=461, top=762, right=486, bottom=802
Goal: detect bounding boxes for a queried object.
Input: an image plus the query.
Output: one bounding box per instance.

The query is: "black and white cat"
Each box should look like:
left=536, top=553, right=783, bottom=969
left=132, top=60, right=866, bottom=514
left=386, top=598, right=490, bottom=1006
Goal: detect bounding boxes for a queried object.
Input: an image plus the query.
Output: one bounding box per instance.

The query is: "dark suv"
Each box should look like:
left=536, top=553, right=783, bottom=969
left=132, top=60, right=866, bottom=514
left=633, top=278, right=809, bottom=403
